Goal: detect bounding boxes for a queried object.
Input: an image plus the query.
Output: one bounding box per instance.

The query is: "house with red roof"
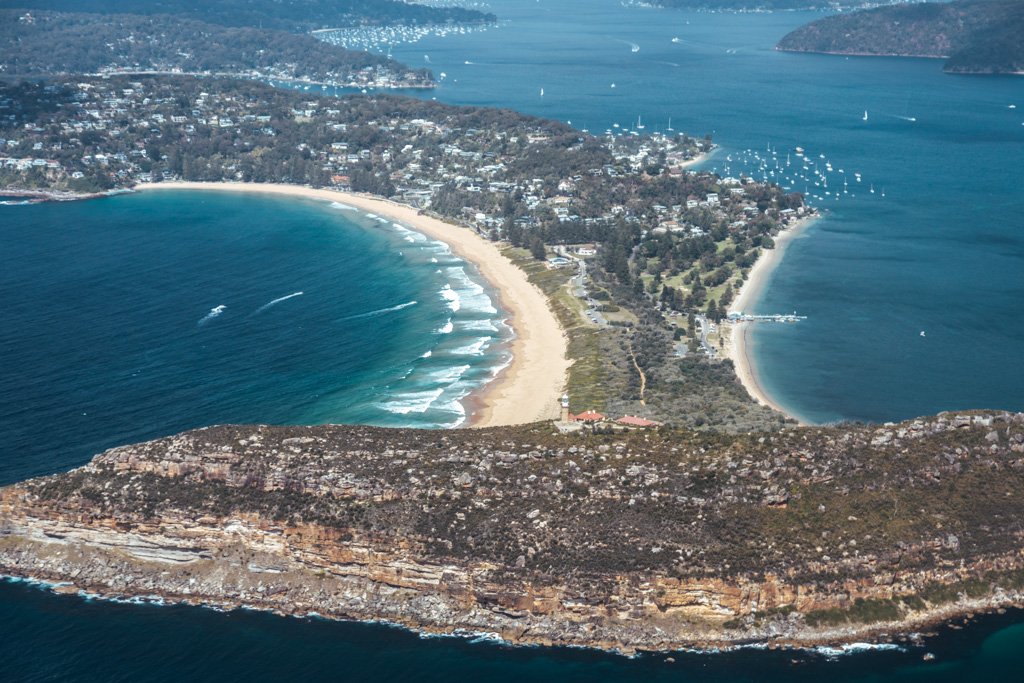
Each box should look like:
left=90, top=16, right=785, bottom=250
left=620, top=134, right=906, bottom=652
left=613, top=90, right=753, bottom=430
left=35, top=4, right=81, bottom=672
left=570, top=410, right=606, bottom=423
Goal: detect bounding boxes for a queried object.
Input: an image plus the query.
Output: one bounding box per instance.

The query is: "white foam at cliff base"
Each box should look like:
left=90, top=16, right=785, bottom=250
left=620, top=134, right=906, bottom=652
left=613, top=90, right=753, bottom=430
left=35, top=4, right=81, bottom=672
left=813, top=643, right=906, bottom=658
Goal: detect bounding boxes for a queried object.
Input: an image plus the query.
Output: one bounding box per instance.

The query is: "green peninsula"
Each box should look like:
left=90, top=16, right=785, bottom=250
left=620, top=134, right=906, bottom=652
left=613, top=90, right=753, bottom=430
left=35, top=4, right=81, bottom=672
left=777, top=0, right=1024, bottom=74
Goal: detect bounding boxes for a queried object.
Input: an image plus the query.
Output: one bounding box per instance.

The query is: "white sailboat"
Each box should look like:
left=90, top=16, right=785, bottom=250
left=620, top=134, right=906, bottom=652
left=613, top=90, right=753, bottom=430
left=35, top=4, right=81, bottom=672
left=636, top=115, right=645, bottom=130
left=666, top=117, right=674, bottom=132
left=862, top=110, right=869, bottom=122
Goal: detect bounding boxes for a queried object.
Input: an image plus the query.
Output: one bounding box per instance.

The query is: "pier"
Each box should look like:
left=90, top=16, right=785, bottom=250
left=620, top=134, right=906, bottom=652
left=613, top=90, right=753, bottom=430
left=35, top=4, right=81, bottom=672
left=727, top=311, right=806, bottom=323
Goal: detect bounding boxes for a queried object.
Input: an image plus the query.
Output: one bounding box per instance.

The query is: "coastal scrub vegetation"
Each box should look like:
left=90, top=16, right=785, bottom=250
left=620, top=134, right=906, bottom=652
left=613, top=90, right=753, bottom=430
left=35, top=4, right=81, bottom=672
left=0, top=0, right=495, bottom=32
left=8, top=411, right=1024, bottom=644
left=0, top=10, right=434, bottom=87
left=777, top=0, right=1024, bottom=75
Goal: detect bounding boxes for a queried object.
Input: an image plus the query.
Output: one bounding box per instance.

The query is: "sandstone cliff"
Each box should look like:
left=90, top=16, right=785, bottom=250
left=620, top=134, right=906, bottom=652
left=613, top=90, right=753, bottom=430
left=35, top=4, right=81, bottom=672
left=3, top=413, right=1024, bottom=652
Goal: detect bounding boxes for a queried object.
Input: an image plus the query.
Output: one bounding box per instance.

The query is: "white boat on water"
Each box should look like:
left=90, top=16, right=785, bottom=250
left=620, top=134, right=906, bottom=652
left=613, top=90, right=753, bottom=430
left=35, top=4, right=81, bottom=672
left=863, top=110, right=869, bottom=121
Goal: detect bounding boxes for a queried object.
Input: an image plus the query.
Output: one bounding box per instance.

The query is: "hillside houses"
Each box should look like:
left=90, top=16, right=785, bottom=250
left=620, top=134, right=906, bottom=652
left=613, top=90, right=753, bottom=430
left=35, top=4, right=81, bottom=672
left=2, top=76, right=804, bottom=287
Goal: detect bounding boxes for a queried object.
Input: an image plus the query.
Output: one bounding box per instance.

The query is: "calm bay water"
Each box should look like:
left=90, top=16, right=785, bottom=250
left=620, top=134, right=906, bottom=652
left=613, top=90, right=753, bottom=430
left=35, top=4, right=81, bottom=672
left=374, top=0, right=1024, bottom=425
left=3, top=0, right=1024, bottom=678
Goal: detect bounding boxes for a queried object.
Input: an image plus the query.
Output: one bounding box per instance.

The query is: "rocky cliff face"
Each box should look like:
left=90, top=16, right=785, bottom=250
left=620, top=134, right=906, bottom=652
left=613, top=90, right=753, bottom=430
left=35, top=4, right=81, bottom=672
left=3, top=413, right=1024, bottom=652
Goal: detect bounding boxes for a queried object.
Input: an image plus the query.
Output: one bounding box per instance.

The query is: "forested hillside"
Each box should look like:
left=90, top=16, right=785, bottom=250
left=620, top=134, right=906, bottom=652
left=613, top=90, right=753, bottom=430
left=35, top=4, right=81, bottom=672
left=777, top=0, right=1024, bottom=74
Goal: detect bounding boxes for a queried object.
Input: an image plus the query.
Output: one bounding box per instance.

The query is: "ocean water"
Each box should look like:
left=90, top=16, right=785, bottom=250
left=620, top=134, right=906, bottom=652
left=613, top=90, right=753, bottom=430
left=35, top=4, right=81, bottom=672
left=3, top=0, right=1024, bottom=678
left=2, top=577, right=1023, bottom=681
left=0, top=190, right=509, bottom=484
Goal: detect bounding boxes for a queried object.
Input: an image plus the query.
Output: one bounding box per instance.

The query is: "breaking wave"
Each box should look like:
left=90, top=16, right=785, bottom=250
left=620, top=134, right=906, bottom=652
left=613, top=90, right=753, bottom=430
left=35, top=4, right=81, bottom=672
left=197, top=304, right=226, bottom=326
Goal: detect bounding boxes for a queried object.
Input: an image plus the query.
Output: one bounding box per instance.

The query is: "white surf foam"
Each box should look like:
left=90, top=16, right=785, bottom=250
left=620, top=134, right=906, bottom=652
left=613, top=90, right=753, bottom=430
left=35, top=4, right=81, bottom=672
left=380, top=388, right=445, bottom=414
left=424, top=364, right=471, bottom=385
left=197, top=304, right=226, bottom=326
left=392, top=223, right=428, bottom=243
left=253, top=291, right=303, bottom=315
left=437, top=320, right=454, bottom=334
left=449, top=338, right=490, bottom=356
left=329, top=201, right=356, bottom=211
left=445, top=266, right=498, bottom=314
left=440, top=285, right=461, bottom=312
left=458, top=319, right=498, bottom=332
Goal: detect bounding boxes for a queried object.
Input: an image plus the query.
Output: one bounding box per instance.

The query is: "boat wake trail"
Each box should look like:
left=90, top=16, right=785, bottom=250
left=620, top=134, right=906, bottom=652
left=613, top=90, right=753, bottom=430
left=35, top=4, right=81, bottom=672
left=253, top=291, right=304, bottom=315
left=197, top=305, right=226, bottom=326
left=611, top=37, right=640, bottom=53
left=342, top=300, right=417, bottom=321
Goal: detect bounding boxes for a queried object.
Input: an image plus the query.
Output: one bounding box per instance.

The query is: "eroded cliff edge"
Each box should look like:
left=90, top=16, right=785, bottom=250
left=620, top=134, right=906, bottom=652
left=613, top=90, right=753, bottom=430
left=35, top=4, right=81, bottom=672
left=3, top=413, right=1024, bottom=652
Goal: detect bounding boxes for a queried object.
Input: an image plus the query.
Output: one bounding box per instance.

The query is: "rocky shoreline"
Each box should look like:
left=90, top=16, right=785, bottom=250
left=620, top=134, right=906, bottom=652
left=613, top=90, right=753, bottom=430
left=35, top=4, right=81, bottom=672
left=3, top=413, right=1024, bottom=654
left=0, top=187, right=132, bottom=203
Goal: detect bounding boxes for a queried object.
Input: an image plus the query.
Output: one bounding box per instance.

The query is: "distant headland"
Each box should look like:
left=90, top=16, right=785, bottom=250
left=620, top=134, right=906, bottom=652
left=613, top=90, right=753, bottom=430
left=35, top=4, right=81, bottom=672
left=777, top=0, right=1024, bottom=75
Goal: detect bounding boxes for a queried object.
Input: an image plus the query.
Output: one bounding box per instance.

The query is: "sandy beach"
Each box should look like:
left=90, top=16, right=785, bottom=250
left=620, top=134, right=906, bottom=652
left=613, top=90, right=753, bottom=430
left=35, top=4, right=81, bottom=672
left=139, top=181, right=569, bottom=428
left=721, top=214, right=818, bottom=423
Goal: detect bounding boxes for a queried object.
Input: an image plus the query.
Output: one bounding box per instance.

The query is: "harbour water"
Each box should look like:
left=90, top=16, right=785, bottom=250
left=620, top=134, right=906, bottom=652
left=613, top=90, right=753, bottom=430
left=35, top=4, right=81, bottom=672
left=3, top=0, right=1024, bottom=678
left=361, top=0, right=1024, bottom=425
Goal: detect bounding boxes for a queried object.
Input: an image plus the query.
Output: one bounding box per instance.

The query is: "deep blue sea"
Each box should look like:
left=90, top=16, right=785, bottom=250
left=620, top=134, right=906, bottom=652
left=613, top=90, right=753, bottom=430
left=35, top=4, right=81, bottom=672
left=2, top=0, right=1024, bottom=679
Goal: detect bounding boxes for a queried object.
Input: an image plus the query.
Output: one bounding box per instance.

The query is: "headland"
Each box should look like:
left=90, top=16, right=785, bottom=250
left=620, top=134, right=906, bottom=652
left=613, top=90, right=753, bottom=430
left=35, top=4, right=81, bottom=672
left=3, top=413, right=1024, bottom=654
left=140, top=182, right=570, bottom=429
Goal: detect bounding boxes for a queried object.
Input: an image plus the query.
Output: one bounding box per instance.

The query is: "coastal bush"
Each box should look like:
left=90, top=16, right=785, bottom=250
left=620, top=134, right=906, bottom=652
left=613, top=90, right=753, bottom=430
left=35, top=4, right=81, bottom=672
left=804, top=598, right=901, bottom=627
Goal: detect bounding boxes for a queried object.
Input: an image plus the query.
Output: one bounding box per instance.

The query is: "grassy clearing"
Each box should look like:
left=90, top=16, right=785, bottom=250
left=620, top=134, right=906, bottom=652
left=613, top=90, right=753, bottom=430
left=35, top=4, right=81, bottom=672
left=501, top=246, right=608, bottom=410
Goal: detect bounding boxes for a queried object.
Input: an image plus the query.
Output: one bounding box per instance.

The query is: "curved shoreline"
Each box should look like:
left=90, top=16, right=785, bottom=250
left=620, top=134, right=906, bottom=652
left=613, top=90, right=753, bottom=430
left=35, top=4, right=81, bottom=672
left=137, top=181, right=569, bottom=428
left=722, top=215, right=819, bottom=424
